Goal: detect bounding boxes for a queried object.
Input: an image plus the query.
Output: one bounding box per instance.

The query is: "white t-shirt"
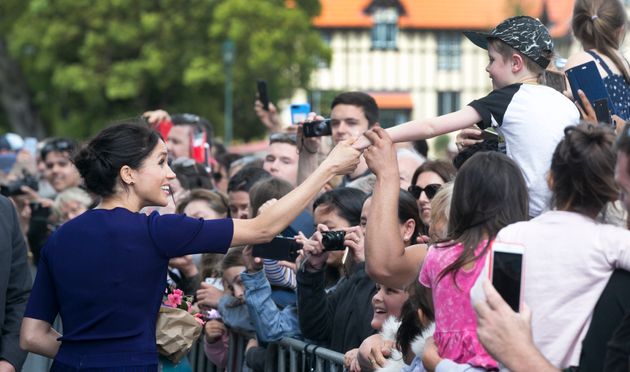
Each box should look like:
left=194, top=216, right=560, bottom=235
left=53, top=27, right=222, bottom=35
left=497, top=211, right=630, bottom=368
left=469, top=84, right=580, bottom=216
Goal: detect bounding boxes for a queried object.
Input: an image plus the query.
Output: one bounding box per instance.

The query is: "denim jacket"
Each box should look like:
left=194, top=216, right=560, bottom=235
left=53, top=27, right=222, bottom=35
left=241, top=270, right=301, bottom=343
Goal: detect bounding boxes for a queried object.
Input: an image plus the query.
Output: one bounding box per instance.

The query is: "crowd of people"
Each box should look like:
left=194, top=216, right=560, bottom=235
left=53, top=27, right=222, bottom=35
left=2, top=1, right=630, bottom=371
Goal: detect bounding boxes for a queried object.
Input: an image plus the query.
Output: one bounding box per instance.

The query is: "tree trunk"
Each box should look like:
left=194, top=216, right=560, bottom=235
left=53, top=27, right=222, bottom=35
left=0, top=39, right=46, bottom=138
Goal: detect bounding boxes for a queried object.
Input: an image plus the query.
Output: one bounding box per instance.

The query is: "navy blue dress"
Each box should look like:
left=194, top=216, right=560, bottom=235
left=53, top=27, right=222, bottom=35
left=586, top=50, right=630, bottom=121
left=24, top=208, right=234, bottom=371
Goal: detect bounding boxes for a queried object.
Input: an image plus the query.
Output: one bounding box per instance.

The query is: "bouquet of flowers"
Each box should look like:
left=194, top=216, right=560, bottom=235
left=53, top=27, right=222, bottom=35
left=156, top=286, right=205, bottom=363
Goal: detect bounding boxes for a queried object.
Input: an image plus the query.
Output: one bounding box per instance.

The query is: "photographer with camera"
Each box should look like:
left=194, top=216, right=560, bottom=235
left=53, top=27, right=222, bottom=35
left=295, top=187, right=376, bottom=353
left=297, top=92, right=380, bottom=188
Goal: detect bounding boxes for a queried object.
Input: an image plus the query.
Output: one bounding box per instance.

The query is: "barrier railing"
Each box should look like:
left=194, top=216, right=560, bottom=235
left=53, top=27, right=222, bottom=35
left=189, top=332, right=346, bottom=372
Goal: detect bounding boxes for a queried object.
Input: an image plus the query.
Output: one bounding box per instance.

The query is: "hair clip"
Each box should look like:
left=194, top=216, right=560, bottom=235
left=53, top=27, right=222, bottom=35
left=591, top=15, right=599, bottom=21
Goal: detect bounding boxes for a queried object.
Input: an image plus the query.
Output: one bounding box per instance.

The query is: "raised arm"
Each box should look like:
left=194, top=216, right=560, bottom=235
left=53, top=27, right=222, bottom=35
left=362, top=128, right=426, bottom=288
left=231, top=140, right=360, bottom=246
left=354, top=106, right=482, bottom=150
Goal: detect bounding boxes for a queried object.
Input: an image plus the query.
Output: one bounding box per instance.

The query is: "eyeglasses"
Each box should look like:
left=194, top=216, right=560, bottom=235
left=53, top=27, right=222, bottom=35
left=408, top=184, right=442, bottom=200
left=41, top=139, right=76, bottom=159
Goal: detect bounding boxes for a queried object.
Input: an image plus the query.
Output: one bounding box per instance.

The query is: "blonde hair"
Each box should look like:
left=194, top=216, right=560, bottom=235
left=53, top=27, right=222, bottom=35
left=429, top=182, right=454, bottom=240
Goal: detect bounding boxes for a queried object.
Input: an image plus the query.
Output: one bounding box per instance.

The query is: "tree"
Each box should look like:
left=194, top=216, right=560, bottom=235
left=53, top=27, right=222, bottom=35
left=0, top=0, right=329, bottom=141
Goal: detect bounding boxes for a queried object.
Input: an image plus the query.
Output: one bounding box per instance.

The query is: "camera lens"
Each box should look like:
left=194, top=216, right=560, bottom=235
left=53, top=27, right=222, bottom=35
left=321, top=230, right=346, bottom=251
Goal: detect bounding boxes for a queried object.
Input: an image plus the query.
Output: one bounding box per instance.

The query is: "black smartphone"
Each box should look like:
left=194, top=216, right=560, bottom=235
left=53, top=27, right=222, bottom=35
left=257, top=79, right=269, bottom=111
left=491, top=242, right=524, bottom=312
left=303, top=119, right=332, bottom=137
left=480, top=128, right=499, bottom=141
left=593, top=98, right=614, bottom=127
left=566, top=61, right=612, bottom=113
left=252, top=236, right=302, bottom=262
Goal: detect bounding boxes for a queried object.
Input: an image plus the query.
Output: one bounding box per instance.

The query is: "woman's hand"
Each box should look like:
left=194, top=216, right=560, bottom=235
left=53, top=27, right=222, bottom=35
left=196, top=282, right=224, bottom=309
left=320, top=139, right=361, bottom=176
left=142, top=109, right=171, bottom=126
left=344, top=348, right=361, bottom=372
left=204, top=319, right=226, bottom=343
left=357, top=333, right=394, bottom=370
left=363, top=127, right=398, bottom=178
left=455, top=126, right=482, bottom=151
left=295, top=229, right=328, bottom=272
left=342, top=226, right=365, bottom=263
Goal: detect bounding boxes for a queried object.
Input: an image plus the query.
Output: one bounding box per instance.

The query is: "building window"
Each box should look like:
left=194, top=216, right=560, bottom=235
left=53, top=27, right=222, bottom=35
left=437, top=91, right=460, bottom=115
left=371, top=8, right=398, bottom=50
left=379, top=109, right=410, bottom=128
left=437, top=32, right=461, bottom=70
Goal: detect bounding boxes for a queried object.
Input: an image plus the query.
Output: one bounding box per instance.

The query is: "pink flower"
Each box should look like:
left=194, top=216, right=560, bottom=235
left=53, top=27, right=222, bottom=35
left=163, top=289, right=184, bottom=308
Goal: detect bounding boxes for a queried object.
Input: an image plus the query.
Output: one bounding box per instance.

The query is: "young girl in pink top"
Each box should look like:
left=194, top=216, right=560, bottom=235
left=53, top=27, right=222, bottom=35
left=419, top=152, right=529, bottom=370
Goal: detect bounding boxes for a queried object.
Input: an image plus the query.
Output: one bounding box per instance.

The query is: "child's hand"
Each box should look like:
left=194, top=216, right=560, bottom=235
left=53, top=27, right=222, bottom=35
left=204, top=319, right=226, bottom=343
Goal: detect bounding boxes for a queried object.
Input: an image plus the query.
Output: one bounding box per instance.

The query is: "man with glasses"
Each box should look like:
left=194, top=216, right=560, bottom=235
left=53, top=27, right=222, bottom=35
left=263, top=132, right=299, bottom=186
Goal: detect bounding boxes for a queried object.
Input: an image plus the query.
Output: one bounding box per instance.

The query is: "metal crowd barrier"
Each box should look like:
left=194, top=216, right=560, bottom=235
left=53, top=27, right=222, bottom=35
left=189, top=331, right=346, bottom=372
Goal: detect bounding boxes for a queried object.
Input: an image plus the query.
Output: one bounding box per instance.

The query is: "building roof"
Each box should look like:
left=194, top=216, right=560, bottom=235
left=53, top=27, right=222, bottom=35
left=313, top=0, right=574, bottom=37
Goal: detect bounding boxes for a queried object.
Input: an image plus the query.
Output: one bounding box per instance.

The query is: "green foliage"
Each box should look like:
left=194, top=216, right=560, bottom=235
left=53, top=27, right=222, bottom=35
left=1, top=0, right=329, bottom=140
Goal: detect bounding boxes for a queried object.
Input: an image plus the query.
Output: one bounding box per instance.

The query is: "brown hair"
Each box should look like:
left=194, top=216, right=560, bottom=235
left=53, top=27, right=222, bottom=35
left=572, top=0, right=630, bottom=83
left=176, top=188, right=229, bottom=217
left=551, top=123, right=618, bottom=216
left=248, top=177, right=294, bottom=217
left=410, top=160, right=456, bottom=187
left=488, top=39, right=549, bottom=76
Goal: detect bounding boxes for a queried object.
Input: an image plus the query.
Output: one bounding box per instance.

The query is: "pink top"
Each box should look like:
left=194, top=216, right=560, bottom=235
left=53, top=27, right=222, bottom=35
left=419, top=241, right=497, bottom=370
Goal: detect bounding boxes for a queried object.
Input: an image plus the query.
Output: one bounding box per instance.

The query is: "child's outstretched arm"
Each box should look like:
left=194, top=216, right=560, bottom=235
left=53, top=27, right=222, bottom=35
left=354, top=106, right=482, bottom=150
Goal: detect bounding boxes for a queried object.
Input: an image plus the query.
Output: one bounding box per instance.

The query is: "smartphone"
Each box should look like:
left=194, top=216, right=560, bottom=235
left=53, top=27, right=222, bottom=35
left=290, top=103, right=311, bottom=125
left=541, top=70, right=567, bottom=93
left=489, top=242, right=524, bottom=312
left=565, top=61, right=613, bottom=113
left=252, top=236, right=302, bottom=262
left=204, top=277, right=224, bottom=291
left=480, top=128, right=499, bottom=141
left=593, top=98, right=614, bottom=127
left=257, top=79, right=269, bottom=111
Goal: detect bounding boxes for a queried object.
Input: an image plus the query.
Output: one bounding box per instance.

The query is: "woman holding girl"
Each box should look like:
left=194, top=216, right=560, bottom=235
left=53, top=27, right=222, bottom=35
left=19, top=121, right=359, bottom=370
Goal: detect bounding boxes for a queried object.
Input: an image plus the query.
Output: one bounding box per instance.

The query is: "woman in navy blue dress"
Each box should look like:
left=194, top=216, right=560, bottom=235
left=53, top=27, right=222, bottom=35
left=19, top=122, right=360, bottom=371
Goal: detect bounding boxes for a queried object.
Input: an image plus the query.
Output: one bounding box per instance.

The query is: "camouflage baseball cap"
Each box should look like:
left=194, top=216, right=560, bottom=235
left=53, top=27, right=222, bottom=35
left=463, top=16, right=553, bottom=69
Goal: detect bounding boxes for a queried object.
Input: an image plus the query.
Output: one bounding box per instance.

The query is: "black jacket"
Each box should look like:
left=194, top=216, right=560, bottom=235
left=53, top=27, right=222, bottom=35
left=0, top=196, right=31, bottom=369
left=297, top=262, right=376, bottom=353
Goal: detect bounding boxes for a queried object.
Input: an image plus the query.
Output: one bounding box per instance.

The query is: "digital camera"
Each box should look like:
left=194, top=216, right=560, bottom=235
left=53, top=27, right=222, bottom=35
left=0, top=172, right=39, bottom=197
left=303, top=119, right=332, bottom=137
left=321, top=230, right=346, bottom=251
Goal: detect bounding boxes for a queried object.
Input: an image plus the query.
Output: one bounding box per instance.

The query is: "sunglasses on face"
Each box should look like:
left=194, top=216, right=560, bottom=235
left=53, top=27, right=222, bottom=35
left=408, top=184, right=442, bottom=200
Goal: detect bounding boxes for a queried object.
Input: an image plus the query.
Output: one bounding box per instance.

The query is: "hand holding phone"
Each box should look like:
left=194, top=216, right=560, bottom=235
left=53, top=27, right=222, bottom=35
left=566, top=61, right=613, bottom=114
left=257, top=79, right=269, bottom=111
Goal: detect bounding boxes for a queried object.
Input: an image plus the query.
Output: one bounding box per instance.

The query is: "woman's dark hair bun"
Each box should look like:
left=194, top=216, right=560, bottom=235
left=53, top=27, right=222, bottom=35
left=73, top=122, right=161, bottom=197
